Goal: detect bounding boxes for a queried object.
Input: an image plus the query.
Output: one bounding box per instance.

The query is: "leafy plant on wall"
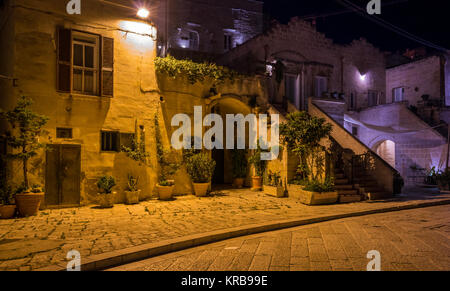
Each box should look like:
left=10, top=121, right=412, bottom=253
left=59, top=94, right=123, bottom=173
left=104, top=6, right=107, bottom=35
left=0, top=96, right=49, bottom=189
left=155, top=56, right=240, bottom=86
left=121, top=121, right=149, bottom=165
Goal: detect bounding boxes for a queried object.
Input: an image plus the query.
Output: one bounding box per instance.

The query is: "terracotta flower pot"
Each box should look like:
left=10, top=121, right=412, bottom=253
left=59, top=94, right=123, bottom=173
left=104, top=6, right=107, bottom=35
left=251, top=176, right=263, bottom=191
left=15, top=192, right=45, bottom=217
left=233, top=178, right=245, bottom=189
left=0, top=205, right=16, bottom=219
left=193, top=183, right=209, bottom=197
left=157, top=185, right=174, bottom=200
left=125, top=190, right=141, bottom=205
left=99, top=192, right=115, bottom=208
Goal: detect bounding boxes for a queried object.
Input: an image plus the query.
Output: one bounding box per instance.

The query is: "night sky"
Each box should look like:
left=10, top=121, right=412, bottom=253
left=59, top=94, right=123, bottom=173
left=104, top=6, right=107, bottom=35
left=262, top=0, right=450, bottom=53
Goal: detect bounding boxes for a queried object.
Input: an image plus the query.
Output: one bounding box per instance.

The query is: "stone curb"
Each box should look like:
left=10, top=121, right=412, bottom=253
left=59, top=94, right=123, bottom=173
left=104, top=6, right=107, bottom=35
left=35, top=198, right=450, bottom=271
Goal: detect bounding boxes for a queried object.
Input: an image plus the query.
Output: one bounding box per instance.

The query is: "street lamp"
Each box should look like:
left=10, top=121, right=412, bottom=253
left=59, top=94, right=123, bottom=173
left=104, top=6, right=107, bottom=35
left=137, top=8, right=150, bottom=19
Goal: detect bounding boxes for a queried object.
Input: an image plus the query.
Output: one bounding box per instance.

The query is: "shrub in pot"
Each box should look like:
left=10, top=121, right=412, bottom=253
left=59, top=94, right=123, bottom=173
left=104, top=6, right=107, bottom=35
left=186, top=153, right=216, bottom=197
left=232, top=149, right=248, bottom=188
left=0, top=96, right=49, bottom=217
left=0, top=185, right=16, bottom=219
left=249, top=144, right=268, bottom=191
left=298, top=178, right=338, bottom=205
left=155, top=116, right=180, bottom=200
left=263, top=170, right=284, bottom=198
left=97, top=176, right=116, bottom=208
left=125, top=174, right=141, bottom=205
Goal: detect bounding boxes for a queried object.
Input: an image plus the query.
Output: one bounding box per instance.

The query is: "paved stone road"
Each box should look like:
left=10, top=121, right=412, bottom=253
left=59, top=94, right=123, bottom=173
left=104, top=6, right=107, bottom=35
left=109, top=205, right=450, bottom=271
left=0, top=188, right=449, bottom=271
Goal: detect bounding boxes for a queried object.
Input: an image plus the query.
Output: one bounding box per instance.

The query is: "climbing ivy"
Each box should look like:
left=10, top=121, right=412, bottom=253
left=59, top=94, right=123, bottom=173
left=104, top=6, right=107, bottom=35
left=155, top=56, right=240, bottom=85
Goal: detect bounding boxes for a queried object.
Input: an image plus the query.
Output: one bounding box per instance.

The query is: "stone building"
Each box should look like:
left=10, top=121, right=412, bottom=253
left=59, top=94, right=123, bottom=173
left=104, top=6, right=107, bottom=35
left=0, top=0, right=269, bottom=207
left=151, top=0, right=264, bottom=60
left=218, top=17, right=387, bottom=125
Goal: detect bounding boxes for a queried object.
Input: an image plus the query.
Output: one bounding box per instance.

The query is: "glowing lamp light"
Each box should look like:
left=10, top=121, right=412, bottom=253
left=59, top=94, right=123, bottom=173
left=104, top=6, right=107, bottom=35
left=360, top=74, right=366, bottom=81
left=137, top=8, right=150, bottom=19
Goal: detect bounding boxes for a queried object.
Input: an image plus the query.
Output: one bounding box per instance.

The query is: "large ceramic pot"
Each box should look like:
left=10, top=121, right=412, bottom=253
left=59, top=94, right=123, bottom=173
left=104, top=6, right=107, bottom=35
left=157, top=185, right=174, bottom=200
left=0, top=205, right=16, bottom=219
left=233, top=178, right=245, bottom=189
left=251, top=176, right=263, bottom=191
left=193, top=183, right=209, bottom=197
left=125, top=190, right=141, bottom=205
left=99, top=192, right=116, bottom=208
left=16, top=192, right=45, bottom=217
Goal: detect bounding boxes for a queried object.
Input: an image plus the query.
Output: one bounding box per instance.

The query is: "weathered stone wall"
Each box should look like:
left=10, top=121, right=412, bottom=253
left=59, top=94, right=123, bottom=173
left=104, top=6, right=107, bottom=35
left=386, top=55, right=443, bottom=106
left=2, top=0, right=162, bottom=205
left=219, top=18, right=386, bottom=113
left=344, top=102, right=447, bottom=185
left=153, top=0, right=263, bottom=55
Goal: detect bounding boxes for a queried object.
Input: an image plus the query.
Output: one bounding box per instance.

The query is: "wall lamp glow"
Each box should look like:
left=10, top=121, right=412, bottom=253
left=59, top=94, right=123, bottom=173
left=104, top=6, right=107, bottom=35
left=360, top=74, right=366, bottom=81
left=137, top=8, right=150, bottom=19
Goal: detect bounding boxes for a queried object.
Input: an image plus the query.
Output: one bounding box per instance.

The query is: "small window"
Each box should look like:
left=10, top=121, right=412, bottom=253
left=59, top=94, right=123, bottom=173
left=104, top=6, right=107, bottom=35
left=368, top=91, right=378, bottom=107
left=224, top=34, right=233, bottom=51
left=352, top=126, right=358, bottom=136
left=393, top=87, right=404, bottom=103
left=56, top=128, right=73, bottom=139
left=101, top=131, right=119, bottom=152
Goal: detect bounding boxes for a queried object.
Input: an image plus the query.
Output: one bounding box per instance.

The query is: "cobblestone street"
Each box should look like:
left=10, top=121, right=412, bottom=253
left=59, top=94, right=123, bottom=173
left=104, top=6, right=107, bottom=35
left=109, top=205, right=450, bottom=271
left=0, top=188, right=449, bottom=271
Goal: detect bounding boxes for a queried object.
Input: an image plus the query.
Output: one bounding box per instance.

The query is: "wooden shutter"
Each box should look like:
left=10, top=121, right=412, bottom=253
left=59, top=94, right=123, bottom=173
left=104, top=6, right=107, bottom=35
left=57, top=27, right=72, bottom=92
left=101, top=37, right=114, bottom=97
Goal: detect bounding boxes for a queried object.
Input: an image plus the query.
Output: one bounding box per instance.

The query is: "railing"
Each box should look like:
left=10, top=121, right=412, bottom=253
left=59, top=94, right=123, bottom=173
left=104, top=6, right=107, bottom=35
left=310, top=98, right=400, bottom=194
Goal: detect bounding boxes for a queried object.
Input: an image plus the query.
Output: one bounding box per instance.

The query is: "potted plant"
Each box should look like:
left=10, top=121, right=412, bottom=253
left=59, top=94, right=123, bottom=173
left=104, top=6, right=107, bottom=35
left=263, top=170, right=284, bottom=198
left=97, top=175, right=116, bottom=208
left=280, top=111, right=335, bottom=204
left=298, top=178, right=338, bottom=205
left=0, top=96, right=49, bottom=217
left=232, top=149, right=248, bottom=188
left=186, top=152, right=216, bottom=197
left=249, top=143, right=268, bottom=191
left=0, top=185, right=16, bottom=219
left=125, top=174, right=141, bottom=205
left=155, top=115, right=180, bottom=200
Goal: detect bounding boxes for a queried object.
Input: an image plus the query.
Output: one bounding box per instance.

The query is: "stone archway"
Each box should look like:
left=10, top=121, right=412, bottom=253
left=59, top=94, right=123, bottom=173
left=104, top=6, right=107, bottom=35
left=373, top=140, right=396, bottom=168
left=208, top=97, right=253, bottom=187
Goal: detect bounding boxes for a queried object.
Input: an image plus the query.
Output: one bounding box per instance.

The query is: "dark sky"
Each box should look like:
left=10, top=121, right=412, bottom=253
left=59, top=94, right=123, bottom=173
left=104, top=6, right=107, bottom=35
left=262, top=0, right=450, bottom=53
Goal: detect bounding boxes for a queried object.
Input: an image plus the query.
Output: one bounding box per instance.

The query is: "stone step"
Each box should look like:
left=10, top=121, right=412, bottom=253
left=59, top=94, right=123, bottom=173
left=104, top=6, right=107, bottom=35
left=362, top=187, right=384, bottom=192
left=339, top=195, right=362, bottom=203
left=337, top=189, right=359, bottom=195
left=334, top=184, right=354, bottom=190
left=334, top=173, right=345, bottom=179
left=335, top=178, right=349, bottom=185
left=355, top=181, right=379, bottom=187
left=367, top=192, right=393, bottom=200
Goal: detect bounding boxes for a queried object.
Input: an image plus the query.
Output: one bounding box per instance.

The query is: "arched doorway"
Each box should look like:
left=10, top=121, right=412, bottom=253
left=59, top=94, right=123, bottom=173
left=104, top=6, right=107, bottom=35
left=209, top=97, right=252, bottom=187
left=374, top=140, right=396, bottom=168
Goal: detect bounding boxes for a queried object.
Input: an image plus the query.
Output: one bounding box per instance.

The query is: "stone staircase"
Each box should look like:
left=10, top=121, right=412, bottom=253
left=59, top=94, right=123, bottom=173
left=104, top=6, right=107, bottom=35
left=352, top=170, right=392, bottom=201
left=334, top=169, right=362, bottom=203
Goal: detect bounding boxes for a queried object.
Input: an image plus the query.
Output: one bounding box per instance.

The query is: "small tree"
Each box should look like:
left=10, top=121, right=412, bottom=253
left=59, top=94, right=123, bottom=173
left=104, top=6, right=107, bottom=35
left=0, top=96, right=49, bottom=189
left=280, top=111, right=332, bottom=184
left=249, top=142, right=268, bottom=177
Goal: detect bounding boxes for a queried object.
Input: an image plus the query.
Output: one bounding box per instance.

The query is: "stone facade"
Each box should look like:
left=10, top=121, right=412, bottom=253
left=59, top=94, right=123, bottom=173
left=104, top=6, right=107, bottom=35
left=344, top=103, right=447, bottom=186
left=0, top=0, right=271, bottom=206
left=218, top=17, right=387, bottom=117
left=151, top=0, right=263, bottom=59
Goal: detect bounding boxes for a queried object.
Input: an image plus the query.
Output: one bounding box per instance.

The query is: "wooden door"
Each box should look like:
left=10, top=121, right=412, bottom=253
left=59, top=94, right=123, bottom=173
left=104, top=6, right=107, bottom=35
left=45, top=144, right=81, bottom=207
